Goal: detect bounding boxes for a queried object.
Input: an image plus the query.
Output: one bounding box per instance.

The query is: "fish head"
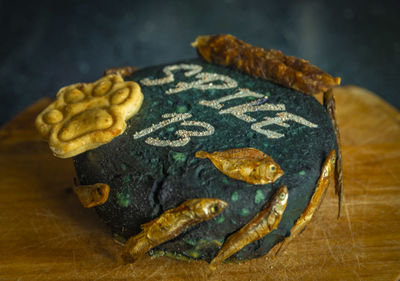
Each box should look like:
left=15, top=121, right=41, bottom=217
left=273, top=186, right=289, bottom=216
left=192, top=198, right=228, bottom=220
left=257, top=160, right=284, bottom=183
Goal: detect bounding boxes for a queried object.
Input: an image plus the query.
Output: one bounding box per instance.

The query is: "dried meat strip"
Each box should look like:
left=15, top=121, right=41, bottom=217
left=192, top=34, right=341, bottom=95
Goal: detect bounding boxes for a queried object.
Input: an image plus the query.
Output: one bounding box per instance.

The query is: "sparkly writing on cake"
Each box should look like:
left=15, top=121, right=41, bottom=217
left=134, top=64, right=318, bottom=147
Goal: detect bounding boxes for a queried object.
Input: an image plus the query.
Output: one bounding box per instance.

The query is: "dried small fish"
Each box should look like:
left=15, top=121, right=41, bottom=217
left=275, top=150, right=336, bottom=255
left=73, top=183, right=110, bottom=208
left=192, top=34, right=341, bottom=95
left=195, top=148, right=283, bottom=185
left=122, top=198, right=228, bottom=263
left=209, top=186, right=288, bottom=271
left=324, top=89, right=343, bottom=218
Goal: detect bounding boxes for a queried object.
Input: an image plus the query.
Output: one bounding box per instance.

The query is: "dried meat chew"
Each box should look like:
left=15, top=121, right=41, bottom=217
left=104, top=66, right=138, bottom=77
left=192, top=34, right=341, bottom=95
left=324, top=89, right=343, bottom=218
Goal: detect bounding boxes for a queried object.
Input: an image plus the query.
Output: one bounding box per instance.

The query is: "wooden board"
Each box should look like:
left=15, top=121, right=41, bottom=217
left=1, top=86, right=399, bottom=281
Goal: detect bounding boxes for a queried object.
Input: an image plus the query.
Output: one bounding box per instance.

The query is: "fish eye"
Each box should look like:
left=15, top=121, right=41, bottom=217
left=279, top=192, right=286, bottom=200
left=210, top=205, right=219, bottom=213
left=269, top=165, right=276, bottom=172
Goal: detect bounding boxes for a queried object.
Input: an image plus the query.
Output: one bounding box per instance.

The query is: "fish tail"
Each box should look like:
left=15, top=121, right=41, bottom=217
left=207, top=258, right=221, bottom=277
left=195, top=150, right=209, bottom=159
left=122, top=231, right=153, bottom=263
left=209, top=238, right=240, bottom=270
left=209, top=255, right=224, bottom=271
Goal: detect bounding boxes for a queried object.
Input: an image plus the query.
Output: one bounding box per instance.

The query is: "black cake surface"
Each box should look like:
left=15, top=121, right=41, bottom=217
left=74, top=58, right=337, bottom=261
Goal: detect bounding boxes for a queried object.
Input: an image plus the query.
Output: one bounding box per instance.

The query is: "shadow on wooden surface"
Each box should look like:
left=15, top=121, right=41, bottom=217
left=0, top=86, right=399, bottom=281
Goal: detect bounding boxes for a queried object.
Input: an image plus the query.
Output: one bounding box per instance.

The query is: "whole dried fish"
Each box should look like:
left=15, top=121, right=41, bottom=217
left=195, top=148, right=283, bottom=185
left=275, top=150, right=336, bottom=255
left=122, top=198, right=228, bottom=263
left=192, top=34, right=341, bottom=95
left=209, top=186, right=288, bottom=271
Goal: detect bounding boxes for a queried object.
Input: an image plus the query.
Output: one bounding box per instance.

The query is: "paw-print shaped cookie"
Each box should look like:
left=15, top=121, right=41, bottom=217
left=36, top=75, right=144, bottom=158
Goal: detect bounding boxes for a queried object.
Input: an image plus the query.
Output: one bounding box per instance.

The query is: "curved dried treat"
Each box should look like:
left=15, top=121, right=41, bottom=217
left=73, top=183, right=110, bottom=208
left=122, top=198, right=228, bottom=263
left=209, top=186, right=288, bottom=271
left=192, top=34, right=341, bottom=95
left=324, top=89, right=343, bottom=218
left=35, top=75, right=144, bottom=158
left=195, top=148, right=284, bottom=185
left=275, top=150, right=336, bottom=255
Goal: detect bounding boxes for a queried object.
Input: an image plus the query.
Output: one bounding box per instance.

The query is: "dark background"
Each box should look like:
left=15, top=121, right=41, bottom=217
left=1, top=0, right=399, bottom=127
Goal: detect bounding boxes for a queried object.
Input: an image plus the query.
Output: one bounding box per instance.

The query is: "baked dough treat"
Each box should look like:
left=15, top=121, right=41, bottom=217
left=35, top=75, right=143, bottom=158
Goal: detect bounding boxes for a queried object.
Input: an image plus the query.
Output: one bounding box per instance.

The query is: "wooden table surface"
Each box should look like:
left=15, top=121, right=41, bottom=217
left=1, top=86, right=399, bottom=281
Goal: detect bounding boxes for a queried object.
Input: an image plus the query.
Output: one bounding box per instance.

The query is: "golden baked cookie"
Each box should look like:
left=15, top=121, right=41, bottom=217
left=35, top=74, right=143, bottom=158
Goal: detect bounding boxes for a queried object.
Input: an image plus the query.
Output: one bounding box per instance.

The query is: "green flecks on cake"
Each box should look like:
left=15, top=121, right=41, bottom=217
left=122, top=175, right=131, bottom=185
left=184, top=249, right=200, bottom=259
left=222, top=177, right=230, bottom=184
left=196, top=239, right=223, bottom=248
left=117, top=192, right=131, bottom=207
left=185, top=238, right=223, bottom=249
left=215, top=239, right=223, bottom=247
left=149, top=250, right=191, bottom=261
left=231, top=191, right=239, bottom=202
left=182, top=239, right=224, bottom=260
left=171, top=151, right=187, bottom=162
left=254, top=189, right=265, bottom=204
left=176, top=105, right=189, bottom=113
left=239, top=208, right=250, bottom=216
left=217, top=238, right=224, bottom=245
left=86, top=151, right=100, bottom=163
left=298, top=170, right=306, bottom=176
left=120, top=163, right=127, bottom=171
left=216, top=215, right=225, bottom=224
left=185, top=239, right=197, bottom=246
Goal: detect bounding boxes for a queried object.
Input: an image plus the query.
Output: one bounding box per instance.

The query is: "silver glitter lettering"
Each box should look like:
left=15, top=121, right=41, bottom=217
left=145, top=136, right=190, bottom=147
left=140, top=64, right=203, bottom=86
left=199, top=88, right=264, bottom=109
left=133, top=113, right=192, bottom=139
left=276, top=112, right=318, bottom=128
left=178, top=120, right=215, bottom=137
left=166, top=72, right=238, bottom=95
left=137, top=65, right=319, bottom=144
left=144, top=120, right=215, bottom=147
left=251, top=112, right=318, bottom=138
left=219, top=100, right=286, bottom=122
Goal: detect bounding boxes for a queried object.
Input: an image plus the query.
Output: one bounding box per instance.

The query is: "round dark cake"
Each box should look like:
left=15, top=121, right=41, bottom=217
left=73, top=58, right=337, bottom=261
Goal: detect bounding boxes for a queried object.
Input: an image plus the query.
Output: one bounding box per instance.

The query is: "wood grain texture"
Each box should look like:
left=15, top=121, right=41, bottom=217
left=0, top=86, right=399, bottom=281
